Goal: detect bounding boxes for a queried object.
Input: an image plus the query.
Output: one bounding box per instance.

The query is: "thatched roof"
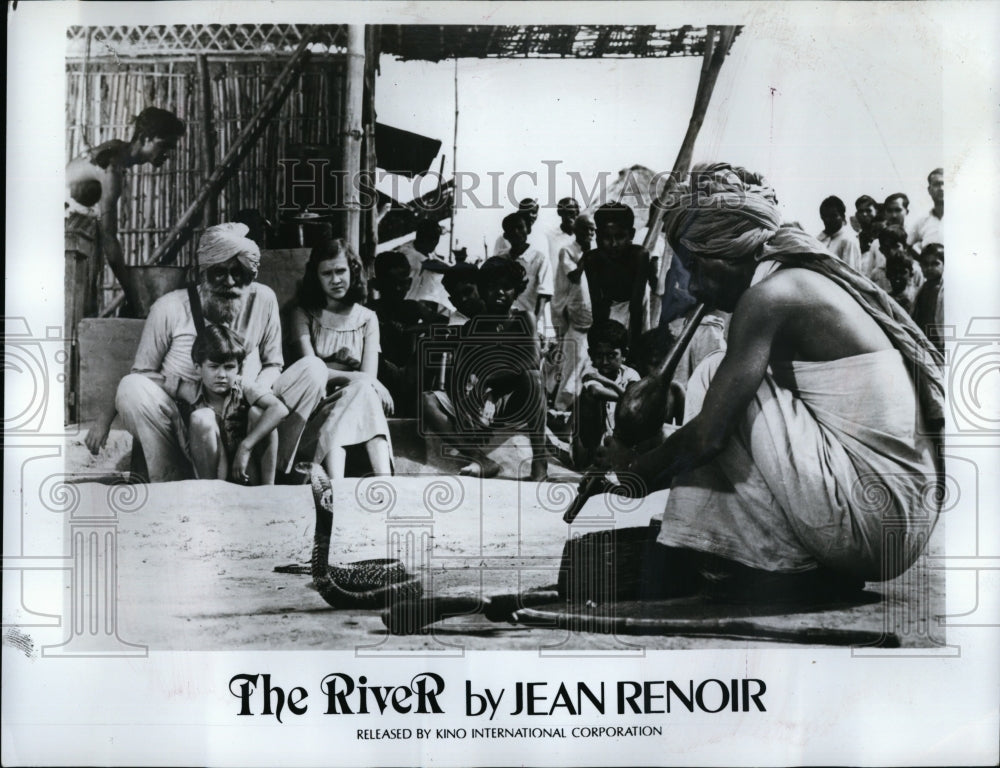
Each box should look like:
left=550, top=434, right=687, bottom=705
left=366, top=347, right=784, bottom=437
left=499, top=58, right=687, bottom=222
left=379, top=25, right=742, bottom=61
left=66, top=24, right=348, bottom=59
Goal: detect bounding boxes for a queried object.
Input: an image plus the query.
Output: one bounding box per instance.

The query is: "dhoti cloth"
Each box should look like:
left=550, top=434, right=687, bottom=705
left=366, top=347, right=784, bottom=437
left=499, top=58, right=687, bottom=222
left=657, top=349, right=939, bottom=581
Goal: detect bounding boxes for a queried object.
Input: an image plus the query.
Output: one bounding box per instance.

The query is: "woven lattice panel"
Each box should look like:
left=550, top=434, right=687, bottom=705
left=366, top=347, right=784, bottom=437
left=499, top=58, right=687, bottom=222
left=66, top=24, right=348, bottom=58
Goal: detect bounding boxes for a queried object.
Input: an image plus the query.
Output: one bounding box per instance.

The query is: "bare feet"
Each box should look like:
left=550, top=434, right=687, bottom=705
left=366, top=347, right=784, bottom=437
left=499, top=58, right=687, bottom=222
left=458, top=458, right=501, bottom=478
left=524, top=459, right=548, bottom=482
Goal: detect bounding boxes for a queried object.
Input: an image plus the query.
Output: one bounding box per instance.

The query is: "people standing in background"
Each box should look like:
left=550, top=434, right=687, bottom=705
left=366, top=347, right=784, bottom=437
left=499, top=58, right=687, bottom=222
left=497, top=211, right=552, bottom=332
left=852, top=195, right=882, bottom=256
left=911, top=243, right=944, bottom=354
left=870, top=224, right=923, bottom=312
left=909, top=168, right=944, bottom=254
left=395, top=219, right=453, bottom=316
left=493, top=198, right=548, bottom=257
left=863, top=192, right=910, bottom=279
left=817, top=195, right=863, bottom=272
left=549, top=213, right=595, bottom=411
left=583, top=202, right=650, bottom=359
left=66, top=107, right=186, bottom=316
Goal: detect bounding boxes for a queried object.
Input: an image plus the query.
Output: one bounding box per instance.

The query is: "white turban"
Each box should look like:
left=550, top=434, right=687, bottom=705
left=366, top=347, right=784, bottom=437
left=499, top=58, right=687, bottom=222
left=197, top=222, right=261, bottom=274
left=662, top=163, right=782, bottom=264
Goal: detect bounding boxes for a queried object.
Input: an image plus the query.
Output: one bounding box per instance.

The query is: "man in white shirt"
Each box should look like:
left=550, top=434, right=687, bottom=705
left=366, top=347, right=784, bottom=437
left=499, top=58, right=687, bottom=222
left=493, top=198, right=548, bottom=257
left=550, top=213, right=595, bottom=409
left=908, top=168, right=943, bottom=254
left=546, top=197, right=580, bottom=269
left=500, top=211, right=552, bottom=330
left=817, top=195, right=863, bottom=272
left=396, top=219, right=453, bottom=314
left=861, top=192, right=910, bottom=278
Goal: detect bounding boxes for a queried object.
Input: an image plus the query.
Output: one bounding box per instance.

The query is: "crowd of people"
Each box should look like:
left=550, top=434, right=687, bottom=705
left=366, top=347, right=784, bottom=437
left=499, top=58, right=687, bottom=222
left=84, top=162, right=945, bottom=493
left=77, top=143, right=945, bottom=593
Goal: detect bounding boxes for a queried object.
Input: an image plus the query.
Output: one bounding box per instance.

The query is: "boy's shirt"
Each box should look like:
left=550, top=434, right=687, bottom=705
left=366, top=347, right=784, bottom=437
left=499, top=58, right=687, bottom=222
left=817, top=224, right=864, bottom=272
left=911, top=278, right=944, bottom=352
left=512, top=246, right=553, bottom=316
left=552, top=240, right=593, bottom=330
left=583, top=244, right=650, bottom=338
left=187, top=377, right=271, bottom=455
left=582, top=362, right=641, bottom=438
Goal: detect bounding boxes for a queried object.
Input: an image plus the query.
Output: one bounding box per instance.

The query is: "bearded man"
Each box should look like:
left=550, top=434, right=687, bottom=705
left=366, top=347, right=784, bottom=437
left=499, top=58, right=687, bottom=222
left=85, top=223, right=327, bottom=482
left=626, top=164, right=944, bottom=594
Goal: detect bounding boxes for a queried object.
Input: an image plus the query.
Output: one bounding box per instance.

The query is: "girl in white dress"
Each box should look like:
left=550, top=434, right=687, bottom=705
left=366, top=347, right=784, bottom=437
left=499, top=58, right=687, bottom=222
left=290, top=239, right=394, bottom=479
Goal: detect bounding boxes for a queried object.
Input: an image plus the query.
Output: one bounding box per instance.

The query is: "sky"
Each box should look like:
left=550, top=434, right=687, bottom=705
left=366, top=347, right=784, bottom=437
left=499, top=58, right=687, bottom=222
left=374, top=11, right=943, bottom=255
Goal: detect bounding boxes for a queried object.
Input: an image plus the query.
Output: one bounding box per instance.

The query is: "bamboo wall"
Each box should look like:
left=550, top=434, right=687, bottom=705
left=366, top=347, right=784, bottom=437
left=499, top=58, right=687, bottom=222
left=66, top=55, right=346, bottom=310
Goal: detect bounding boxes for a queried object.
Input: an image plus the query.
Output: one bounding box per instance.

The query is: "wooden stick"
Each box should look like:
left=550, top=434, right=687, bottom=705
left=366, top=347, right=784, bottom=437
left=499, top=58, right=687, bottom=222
left=148, top=32, right=314, bottom=266
left=641, top=25, right=738, bottom=255
left=341, top=25, right=365, bottom=251
left=196, top=54, right=218, bottom=227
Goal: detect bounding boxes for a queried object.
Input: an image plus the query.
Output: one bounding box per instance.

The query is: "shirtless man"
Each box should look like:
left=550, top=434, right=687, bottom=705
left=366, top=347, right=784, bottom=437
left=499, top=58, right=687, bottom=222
left=621, top=163, right=943, bottom=594
left=66, top=107, right=186, bottom=305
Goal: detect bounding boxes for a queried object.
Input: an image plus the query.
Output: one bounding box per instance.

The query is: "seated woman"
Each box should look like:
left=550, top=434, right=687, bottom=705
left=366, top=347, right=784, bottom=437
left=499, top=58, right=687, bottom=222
left=289, top=239, right=395, bottom=479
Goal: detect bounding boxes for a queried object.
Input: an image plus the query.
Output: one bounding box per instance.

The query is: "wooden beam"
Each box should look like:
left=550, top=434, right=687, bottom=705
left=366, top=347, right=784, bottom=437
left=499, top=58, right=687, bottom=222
left=340, top=25, right=365, bottom=254
left=196, top=54, right=217, bottom=227
left=642, top=25, right=738, bottom=254
left=148, top=31, right=315, bottom=267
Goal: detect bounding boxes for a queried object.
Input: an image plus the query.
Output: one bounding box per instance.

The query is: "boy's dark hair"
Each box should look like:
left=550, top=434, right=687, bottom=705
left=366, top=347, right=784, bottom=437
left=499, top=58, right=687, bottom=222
left=877, top=224, right=909, bottom=251
left=884, top=192, right=910, bottom=211
left=636, top=328, right=671, bottom=369
left=442, top=262, right=480, bottom=295
left=928, top=168, right=944, bottom=184
left=374, top=250, right=411, bottom=282
left=820, top=195, right=846, bottom=217
left=518, top=198, right=540, bottom=214
left=191, top=324, right=247, bottom=368
left=502, top=212, right=527, bottom=235
left=297, top=238, right=367, bottom=311
left=921, top=242, right=944, bottom=262
left=594, top=202, right=635, bottom=232
left=855, top=194, right=877, bottom=210
left=131, top=107, right=186, bottom=143
left=478, top=256, right=527, bottom=297
left=587, top=319, right=629, bottom=352
left=414, top=219, right=442, bottom=242
left=557, top=197, right=580, bottom=216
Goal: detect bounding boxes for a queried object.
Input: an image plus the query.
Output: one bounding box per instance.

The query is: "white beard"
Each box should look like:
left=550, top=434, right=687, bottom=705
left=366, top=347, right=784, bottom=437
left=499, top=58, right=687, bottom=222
left=197, top=283, right=244, bottom=326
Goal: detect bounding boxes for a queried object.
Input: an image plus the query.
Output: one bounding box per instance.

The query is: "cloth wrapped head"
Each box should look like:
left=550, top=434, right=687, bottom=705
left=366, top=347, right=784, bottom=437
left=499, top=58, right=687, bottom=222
left=196, top=222, right=261, bottom=276
left=662, top=163, right=782, bottom=266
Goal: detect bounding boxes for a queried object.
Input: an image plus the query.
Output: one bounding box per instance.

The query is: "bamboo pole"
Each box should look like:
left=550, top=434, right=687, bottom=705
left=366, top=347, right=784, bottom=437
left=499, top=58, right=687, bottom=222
left=99, top=36, right=316, bottom=317
left=642, top=25, right=738, bottom=255
left=340, top=25, right=365, bottom=252
left=197, top=54, right=218, bottom=226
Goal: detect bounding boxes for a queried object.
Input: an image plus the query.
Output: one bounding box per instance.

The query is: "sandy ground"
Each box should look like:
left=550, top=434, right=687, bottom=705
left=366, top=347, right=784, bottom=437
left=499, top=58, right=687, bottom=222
left=66, top=428, right=946, bottom=652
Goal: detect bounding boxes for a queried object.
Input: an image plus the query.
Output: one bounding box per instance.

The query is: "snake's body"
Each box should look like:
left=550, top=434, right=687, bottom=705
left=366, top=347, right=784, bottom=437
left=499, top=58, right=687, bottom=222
left=299, top=462, right=423, bottom=609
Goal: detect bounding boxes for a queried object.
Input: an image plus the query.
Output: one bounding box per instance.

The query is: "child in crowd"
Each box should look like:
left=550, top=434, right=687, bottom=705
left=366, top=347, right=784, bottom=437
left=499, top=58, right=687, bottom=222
left=499, top=211, right=552, bottom=333
left=442, top=262, right=485, bottom=326
left=185, top=324, right=289, bottom=484
left=421, top=257, right=548, bottom=480
left=871, top=225, right=923, bottom=311
left=549, top=213, right=595, bottom=411
left=911, top=243, right=944, bottom=354
left=572, top=320, right=641, bottom=469
left=583, top=203, right=650, bottom=358
left=369, top=250, right=445, bottom=417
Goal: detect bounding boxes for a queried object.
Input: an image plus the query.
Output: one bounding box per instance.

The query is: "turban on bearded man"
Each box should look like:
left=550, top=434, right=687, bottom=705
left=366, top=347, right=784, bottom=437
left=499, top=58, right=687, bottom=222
left=662, top=163, right=782, bottom=266
left=196, top=222, right=261, bottom=277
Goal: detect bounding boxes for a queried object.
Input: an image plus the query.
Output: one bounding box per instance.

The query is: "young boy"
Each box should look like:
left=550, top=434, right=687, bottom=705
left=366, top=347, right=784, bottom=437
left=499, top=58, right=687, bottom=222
left=549, top=213, right=595, bottom=410
left=911, top=243, right=944, bottom=354
left=421, top=257, right=548, bottom=480
left=499, top=211, right=552, bottom=333
left=370, top=250, right=445, bottom=416
left=572, top=320, right=641, bottom=469
left=186, top=325, right=289, bottom=484
left=583, top=203, right=650, bottom=357
left=871, top=225, right=923, bottom=311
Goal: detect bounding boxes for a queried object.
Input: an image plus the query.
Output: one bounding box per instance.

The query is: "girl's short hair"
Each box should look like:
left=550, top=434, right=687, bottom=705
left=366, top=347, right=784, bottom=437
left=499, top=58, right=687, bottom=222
left=296, top=238, right=367, bottom=310
left=191, top=324, right=247, bottom=368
